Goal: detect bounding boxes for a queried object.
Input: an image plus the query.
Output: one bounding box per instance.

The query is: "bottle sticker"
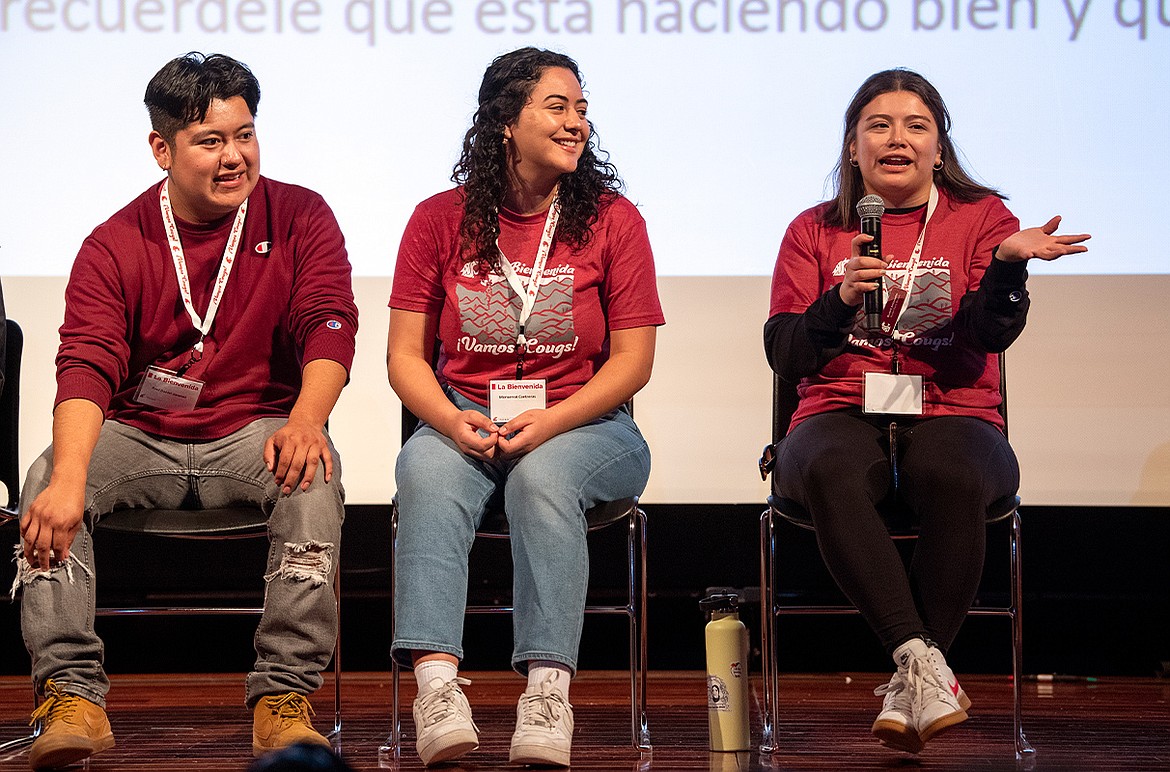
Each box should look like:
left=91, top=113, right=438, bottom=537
left=707, top=675, right=731, bottom=712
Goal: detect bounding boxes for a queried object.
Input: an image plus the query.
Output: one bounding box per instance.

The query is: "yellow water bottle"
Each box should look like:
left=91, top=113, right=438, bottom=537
left=701, top=592, right=750, bottom=751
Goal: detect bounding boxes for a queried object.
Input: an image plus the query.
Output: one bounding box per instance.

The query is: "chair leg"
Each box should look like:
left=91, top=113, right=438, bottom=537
left=629, top=506, right=651, bottom=752
left=0, top=709, right=40, bottom=754
left=380, top=505, right=402, bottom=757
left=758, top=508, right=779, bottom=754
left=1010, top=509, right=1035, bottom=760
left=329, top=567, right=342, bottom=739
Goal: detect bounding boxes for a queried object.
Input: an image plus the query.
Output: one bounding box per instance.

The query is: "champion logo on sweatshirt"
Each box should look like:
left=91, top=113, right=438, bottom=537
left=254, top=241, right=273, bottom=255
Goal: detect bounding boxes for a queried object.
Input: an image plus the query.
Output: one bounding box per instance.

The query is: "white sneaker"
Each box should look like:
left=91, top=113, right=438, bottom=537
left=926, top=644, right=972, bottom=711
left=907, top=649, right=968, bottom=743
left=413, top=676, right=479, bottom=766
left=508, top=675, right=574, bottom=767
left=872, top=669, right=922, bottom=753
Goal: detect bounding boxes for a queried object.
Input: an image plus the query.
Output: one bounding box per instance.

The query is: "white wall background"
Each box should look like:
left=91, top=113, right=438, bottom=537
left=7, top=274, right=1169, bottom=507
left=2, top=5, right=1168, bottom=507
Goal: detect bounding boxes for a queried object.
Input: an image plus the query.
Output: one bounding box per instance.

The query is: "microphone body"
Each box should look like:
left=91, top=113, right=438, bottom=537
left=856, top=195, right=885, bottom=331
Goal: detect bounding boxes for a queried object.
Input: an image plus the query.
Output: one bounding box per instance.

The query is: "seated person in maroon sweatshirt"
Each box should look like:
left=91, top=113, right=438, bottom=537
left=14, top=52, right=357, bottom=771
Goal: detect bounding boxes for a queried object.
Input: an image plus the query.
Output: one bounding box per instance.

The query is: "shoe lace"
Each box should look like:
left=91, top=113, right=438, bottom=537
left=907, top=655, right=948, bottom=709
left=518, top=681, right=570, bottom=731
left=265, top=692, right=315, bottom=724
left=29, top=680, right=81, bottom=727
left=873, top=670, right=908, bottom=699
left=417, top=677, right=473, bottom=729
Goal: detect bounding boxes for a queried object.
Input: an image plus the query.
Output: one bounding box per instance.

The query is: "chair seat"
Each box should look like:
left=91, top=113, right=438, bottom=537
left=476, top=498, right=639, bottom=536
left=769, top=493, right=1021, bottom=533
left=97, top=507, right=269, bottom=538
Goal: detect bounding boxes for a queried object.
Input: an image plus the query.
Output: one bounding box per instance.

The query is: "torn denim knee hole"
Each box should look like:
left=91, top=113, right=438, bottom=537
left=9, top=544, right=93, bottom=599
left=263, top=541, right=334, bottom=586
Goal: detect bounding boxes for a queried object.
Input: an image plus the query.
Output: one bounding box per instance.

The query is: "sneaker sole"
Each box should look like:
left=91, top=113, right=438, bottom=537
left=872, top=719, right=924, bottom=754
left=30, top=735, right=114, bottom=770
left=418, top=729, right=479, bottom=766
left=919, top=708, right=969, bottom=744
left=509, top=742, right=571, bottom=767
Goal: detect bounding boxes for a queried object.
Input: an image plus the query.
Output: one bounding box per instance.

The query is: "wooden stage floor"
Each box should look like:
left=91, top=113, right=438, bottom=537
left=1, top=671, right=1167, bottom=771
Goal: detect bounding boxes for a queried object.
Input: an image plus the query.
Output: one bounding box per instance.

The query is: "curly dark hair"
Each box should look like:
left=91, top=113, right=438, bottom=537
left=824, top=68, right=1004, bottom=230
left=453, top=47, right=622, bottom=273
left=145, top=52, right=260, bottom=143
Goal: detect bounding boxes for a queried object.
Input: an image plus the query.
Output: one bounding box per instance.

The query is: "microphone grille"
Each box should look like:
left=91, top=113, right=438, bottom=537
left=856, top=194, right=885, bottom=219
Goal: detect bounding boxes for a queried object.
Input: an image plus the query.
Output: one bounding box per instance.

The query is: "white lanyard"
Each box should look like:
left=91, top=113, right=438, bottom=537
left=159, top=179, right=249, bottom=354
left=497, top=194, right=561, bottom=350
left=884, top=183, right=939, bottom=339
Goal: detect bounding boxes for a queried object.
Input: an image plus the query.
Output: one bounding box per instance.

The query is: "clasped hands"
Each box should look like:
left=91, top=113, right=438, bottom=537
left=445, top=408, right=561, bottom=461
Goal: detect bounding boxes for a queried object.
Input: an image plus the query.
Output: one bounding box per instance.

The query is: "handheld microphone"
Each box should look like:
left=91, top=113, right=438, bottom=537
left=856, top=194, right=885, bottom=331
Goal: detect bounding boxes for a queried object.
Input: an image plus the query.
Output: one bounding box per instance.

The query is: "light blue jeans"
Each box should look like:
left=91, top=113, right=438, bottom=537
left=391, top=389, right=651, bottom=675
left=15, top=418, right=344, bottom=708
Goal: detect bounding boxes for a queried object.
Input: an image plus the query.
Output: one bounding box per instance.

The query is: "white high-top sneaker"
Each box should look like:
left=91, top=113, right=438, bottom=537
left=872, top=668, right=922, bottom=753
left=905, top=642, right=968, bottom=743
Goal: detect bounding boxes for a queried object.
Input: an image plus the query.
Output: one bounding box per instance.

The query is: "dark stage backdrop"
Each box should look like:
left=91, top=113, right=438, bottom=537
left=1, top=504, right=1167, bottom=679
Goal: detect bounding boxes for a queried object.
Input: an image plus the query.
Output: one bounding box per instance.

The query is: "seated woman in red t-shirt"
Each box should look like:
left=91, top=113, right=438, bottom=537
left=765, top=68, right=1089, bottom=755
left=386, top=47, right=664, bottom=768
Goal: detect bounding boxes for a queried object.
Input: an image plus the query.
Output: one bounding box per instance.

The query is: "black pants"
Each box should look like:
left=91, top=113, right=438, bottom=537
left=774, top=411, right=1020, bottom=655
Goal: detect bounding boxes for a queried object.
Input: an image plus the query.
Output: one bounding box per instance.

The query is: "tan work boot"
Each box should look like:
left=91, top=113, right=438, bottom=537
left=252, top=692, right=332, bottom=757
left=28, top=680, right=115, bottom=771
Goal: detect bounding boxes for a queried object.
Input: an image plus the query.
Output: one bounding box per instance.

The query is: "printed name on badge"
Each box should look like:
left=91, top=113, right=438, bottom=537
left=489, top=379, right=547, bottom=424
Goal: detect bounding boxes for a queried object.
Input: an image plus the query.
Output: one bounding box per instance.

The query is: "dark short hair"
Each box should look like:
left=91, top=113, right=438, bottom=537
left=144, top=52, right=260, bottom=143
left=825, top=68, right=1002, bottom=228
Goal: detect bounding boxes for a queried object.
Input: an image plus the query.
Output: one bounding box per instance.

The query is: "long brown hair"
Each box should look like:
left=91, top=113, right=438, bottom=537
left=824, top=68, right=1004, bottom=229
left=452, top=47, right=622, bottom=273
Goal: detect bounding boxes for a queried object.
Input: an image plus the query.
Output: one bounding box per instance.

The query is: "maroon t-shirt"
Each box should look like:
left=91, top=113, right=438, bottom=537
left=390, top=188, right=664, bottom=407
left=769, top=190, right=1019, bottom=429
left=56, top=176, right=358, bottom=441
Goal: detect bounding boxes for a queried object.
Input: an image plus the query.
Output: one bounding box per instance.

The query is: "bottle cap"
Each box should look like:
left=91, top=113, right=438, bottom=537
left=699, top=591, right=739, bottom=614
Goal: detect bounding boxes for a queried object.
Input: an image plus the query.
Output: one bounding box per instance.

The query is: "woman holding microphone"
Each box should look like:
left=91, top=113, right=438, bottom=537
left=764, top=68, right=1089, bottom=754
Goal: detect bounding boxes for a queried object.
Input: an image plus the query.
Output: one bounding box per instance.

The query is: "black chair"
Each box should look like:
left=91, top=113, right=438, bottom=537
left=5, top=511, right=343, bottom=751
left=0, top=319, right=36, bottom=755
left=381, top=403, right=650, bottom=757
left=92, top=503, right=343, bottom=740
left=757, top=353, right=1031, bottom=760
left=0, top=319, right=23, bottom=524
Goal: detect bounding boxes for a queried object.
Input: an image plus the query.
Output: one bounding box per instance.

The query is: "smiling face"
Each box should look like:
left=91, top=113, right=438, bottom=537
left=503, top=66, right=589, bottom=198
left=149, top=95, right=260, bottom=223
left=849, top=90, right=941, bottom=209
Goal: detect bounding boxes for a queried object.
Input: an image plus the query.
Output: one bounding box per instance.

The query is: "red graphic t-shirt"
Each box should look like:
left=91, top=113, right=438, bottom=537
left=391, top=188, right=665, bottom=407
left=769, top=190, right=1020, bottom=428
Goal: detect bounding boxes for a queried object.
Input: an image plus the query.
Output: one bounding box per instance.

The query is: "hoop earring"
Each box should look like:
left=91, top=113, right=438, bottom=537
left=933, top=159, right=944, bottom=171
left=849, top=157, right=859, bottom=167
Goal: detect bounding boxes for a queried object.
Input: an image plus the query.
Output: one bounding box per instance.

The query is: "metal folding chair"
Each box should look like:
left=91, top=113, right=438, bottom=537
left=380, top=403, right=650, bottom=757
left=758, top=353, right=1032, bottom=760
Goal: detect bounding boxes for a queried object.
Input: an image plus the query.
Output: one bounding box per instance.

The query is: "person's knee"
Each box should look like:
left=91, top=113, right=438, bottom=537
left=10, top=538, right=93, bottom=599
left=263, top=540, right=335, bottom=587
left=18, top=450, right=55, bottom=510
left=394, top=432, right=467, bottom=491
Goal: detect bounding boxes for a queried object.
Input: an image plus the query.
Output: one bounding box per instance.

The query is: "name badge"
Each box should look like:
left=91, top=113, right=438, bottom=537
left=489, top=379, right=547, bottom=424
left=134, top=366, right=204, bottom=412
left=863, top=372, right=923, bottom=415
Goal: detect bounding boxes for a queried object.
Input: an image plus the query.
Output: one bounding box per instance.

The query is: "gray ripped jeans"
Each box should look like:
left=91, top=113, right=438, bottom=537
left=14, top=418, right=344, bottom=708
